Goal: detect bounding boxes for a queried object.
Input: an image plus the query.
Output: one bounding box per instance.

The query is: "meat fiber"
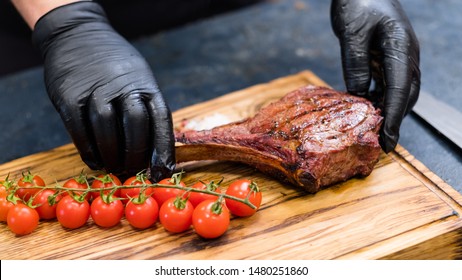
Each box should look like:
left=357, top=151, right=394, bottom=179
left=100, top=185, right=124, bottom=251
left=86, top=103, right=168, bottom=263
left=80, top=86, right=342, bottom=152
left=175, top=85, right=383, bottom=193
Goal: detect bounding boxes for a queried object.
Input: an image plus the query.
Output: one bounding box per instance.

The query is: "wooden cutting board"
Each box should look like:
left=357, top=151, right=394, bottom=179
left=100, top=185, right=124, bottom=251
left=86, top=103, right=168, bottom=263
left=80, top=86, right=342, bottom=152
left=1, top=71, right=461, bottom=260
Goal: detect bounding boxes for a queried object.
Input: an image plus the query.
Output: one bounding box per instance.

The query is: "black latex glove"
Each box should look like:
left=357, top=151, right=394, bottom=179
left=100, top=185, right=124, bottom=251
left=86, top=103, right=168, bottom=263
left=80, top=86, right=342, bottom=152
left=330, top=0, right=420, bottom=153
left=32, top=1, right=175, bottom=181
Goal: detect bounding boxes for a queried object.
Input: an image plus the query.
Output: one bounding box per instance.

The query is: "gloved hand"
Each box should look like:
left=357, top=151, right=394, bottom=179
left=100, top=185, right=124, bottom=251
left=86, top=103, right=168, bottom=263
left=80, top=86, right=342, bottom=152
left=32, top=1, right=175, bottom=181
left=330, top=0, right=420, bottom=153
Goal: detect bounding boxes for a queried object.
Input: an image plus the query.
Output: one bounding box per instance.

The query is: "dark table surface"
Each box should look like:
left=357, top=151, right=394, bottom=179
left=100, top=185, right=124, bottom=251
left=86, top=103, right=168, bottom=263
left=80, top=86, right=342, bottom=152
left=0, top=0, right=461, bottom=193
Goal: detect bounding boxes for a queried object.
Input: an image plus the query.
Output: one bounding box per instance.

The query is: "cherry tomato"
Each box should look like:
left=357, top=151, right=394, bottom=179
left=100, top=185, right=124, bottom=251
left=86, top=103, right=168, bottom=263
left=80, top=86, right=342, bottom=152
left=1, top=177, right=15, bottom=199
left=7, top=204, right=39, bottom=235
left=125, top=196, right=159, bottom=229
left=225, top=179, right=262, bottom=217
left=56, top=195, right=90, bottom=229
left=91, top=173, right=121, bottom=199
left=0, top=196, right=16, bottom=222
left=32, top=189, right=61, bottom=220
left=16, top=172, right=46, bottom=202
left=154, top=177, right=186, bottom=207
left=192, top=199, right=230, bottom=239
left=121, top=174, right=153, bottom=204
left=90, top=196, right=124, bottom=228
left=159, top=197, right=193, bottom=233
left=62, top=174, right=91, bottom=201
left=188, top=180, right=222, bottom=208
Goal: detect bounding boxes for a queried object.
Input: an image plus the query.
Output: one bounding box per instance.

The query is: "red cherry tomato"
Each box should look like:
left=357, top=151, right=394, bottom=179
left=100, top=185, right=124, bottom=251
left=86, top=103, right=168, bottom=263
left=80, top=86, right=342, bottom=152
left=90, top=173, right=121, bottom=199
left=90, top=196, right=124, bottom=228
left=1, top=176, right=14, bottom=189
left=159, top=197, right=193, bottom=233
left=0, top=196, right=16, bottom=222
left=125, top=196, right=159, bottom=229
left=154, top=177, right=186, bottom=207
left=7, top=204, right=39, bottom=235
left=192, top=199, right=230, bottom=239
left=121, top=174, right=153, bottom=204
left=225, top=179, right=262, bottom=217
left=1, top=177, right=15, bottom=199
left=32, top=189, right=61, bottom=220
left=62, top=174, right=91, bottom=201
left=56, top=195, right=90, bottom=229
left=16, top=172, right=46, bottom=202
left=189, top=180, right=222, bottom=208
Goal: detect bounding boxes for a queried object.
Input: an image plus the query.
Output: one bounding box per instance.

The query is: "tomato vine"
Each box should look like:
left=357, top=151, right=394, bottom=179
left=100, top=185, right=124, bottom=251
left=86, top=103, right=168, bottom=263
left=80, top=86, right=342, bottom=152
left=0, top=170, right=262, bottom=238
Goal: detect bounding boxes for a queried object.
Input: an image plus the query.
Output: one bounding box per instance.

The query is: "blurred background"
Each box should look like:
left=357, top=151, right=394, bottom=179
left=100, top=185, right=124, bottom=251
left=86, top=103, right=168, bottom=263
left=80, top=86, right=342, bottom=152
left=0, top=0, right=461, bottom=192
left=0, top=0, right=262, bottom=76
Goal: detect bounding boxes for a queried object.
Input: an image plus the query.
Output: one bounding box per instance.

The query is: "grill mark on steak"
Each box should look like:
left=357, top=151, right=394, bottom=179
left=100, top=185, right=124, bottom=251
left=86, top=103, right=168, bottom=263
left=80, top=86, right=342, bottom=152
left=274, top=100, right=355, bottom=141
left=175, top=85, right=383, bottom=193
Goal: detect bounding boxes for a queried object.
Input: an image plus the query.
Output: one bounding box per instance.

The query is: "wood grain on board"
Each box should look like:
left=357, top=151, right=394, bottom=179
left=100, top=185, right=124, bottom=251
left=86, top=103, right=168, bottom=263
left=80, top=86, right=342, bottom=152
left=0, top=71, right=461, bottom=260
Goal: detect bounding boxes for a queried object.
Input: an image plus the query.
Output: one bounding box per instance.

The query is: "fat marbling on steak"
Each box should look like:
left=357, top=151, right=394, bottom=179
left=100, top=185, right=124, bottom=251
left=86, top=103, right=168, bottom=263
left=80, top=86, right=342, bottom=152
left=175, top=85, right=383, bottom=193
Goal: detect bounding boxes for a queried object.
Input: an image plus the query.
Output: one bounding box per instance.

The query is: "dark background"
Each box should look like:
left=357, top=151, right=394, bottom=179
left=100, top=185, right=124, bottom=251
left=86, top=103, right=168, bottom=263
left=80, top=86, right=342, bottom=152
left=0, top=0, right=461, bottom=193
left=0, top=0, right=261, bottom=76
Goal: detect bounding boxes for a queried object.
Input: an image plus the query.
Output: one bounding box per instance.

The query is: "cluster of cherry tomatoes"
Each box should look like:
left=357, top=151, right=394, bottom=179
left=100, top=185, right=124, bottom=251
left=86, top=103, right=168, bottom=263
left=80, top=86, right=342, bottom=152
left=0, top=171, right=262, bottom=239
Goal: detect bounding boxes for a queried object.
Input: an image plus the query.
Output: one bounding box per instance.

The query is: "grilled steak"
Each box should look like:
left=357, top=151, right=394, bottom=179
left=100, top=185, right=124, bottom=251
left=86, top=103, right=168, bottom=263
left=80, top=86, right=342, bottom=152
left=175, top=85, right=383, bottom=193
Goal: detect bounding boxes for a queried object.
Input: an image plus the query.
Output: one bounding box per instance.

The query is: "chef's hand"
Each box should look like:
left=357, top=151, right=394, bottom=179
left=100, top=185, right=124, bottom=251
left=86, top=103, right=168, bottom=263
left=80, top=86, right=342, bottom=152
left=330, top=0, right=420, bottom=153
left=32, top=1, right=175, bottom=181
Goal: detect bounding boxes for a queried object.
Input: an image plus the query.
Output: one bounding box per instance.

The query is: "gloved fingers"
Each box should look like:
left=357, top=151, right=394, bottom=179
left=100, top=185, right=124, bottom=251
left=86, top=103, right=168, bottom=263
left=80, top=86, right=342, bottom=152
left=61, top=108, right=104, bottom=171
left=338, top=36, right=373, bottom=96
left=88, top=96, right=122, bottom=173
left=145, top=93, right=175, bottom=182
left=380, top=81, right=409, bottom=153
left=118, top=94, right=150, bottom=175
left=379, top=74, right=419, bottom=152
left=330, top=0, right=372, bottom=95
left=378, top=23, right=419, bottom=153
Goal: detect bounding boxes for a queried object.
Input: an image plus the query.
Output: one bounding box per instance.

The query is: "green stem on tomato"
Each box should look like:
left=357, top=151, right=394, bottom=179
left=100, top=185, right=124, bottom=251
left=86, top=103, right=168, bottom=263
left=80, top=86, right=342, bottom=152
left=8, top=181, right=257, bottom=209
left=211, top=196, right=225, bottom=215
